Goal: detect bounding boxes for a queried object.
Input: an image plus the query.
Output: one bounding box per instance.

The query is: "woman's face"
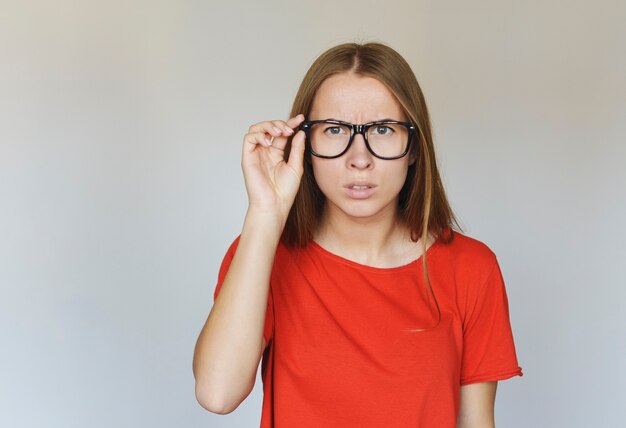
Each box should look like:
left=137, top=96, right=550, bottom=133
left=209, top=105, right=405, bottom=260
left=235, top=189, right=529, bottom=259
left=309, top=72, right=414, bottom=224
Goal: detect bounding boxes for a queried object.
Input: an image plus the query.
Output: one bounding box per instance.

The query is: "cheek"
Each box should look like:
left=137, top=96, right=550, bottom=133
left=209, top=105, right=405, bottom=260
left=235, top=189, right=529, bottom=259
left=311, top=160, right=336, bottom=194
left=386, top=162, right=410, bottom=185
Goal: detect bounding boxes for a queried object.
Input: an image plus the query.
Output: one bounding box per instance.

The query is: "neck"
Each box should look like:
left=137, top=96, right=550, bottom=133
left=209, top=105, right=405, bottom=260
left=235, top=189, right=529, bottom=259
left=314, top=202, right=414, bottom=265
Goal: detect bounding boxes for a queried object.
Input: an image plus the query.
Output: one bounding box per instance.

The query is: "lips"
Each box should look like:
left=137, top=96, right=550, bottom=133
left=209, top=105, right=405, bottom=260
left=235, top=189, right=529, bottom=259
left=343, top=182, right=377, bottom=199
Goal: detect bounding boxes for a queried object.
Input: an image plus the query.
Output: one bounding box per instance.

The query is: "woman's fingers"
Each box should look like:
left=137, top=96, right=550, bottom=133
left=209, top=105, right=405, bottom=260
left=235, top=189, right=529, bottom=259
left=286, top=130, right=306, bottom=175
left=245, top=131, right=271, bottom=146
left=244, top=125, right=289, bottom=153
left=241, top=116, right=307, bottom=213
left=248, top=114, right=304, bottom=136
left=244, top=115, right=305, bottom=154
left=269, top=115, right=306, bottom=151
left=248, top=121, right=288, bottom=136
left=242, top=131, right=274, bottom=157
left=286, top=114, right=305, bottom=129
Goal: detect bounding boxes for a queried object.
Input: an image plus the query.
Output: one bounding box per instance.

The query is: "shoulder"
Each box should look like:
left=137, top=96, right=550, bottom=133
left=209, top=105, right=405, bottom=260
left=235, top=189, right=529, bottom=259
left=444, top=230, right=496, bottom=259
left=436, top=230, right=499, bottom=276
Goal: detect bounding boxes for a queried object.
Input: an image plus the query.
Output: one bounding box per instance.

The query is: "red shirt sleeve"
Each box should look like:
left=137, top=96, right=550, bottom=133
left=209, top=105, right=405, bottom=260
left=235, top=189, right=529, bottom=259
left=460, top=258, right=523, bottom=385
left=213, top=236, right=275, bottom=346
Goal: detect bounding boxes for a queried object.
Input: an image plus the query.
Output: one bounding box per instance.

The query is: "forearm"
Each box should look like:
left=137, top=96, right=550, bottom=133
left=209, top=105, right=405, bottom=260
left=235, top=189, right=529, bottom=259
left=456, top=382, right=497, bottom=428
left=193, top=210, right=283, bottom=413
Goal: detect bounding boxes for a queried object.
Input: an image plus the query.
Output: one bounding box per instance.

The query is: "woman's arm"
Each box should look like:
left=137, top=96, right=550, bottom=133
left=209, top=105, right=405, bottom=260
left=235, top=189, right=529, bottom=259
left=456, top=381, right=498, bottom=428
left=193, top=212, right=282, bottom=414
left=193, top=116, right=306, bottom=414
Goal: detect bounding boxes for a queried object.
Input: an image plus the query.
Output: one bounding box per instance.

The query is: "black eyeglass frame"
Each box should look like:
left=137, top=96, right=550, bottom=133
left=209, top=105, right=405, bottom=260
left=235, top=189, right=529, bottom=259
left=300, top=119, right=418, bottom=160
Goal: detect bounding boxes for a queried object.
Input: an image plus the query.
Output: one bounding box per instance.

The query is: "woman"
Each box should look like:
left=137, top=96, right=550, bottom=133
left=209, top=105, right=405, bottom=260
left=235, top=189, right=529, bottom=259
left=193, top=42, right=523, bottom=427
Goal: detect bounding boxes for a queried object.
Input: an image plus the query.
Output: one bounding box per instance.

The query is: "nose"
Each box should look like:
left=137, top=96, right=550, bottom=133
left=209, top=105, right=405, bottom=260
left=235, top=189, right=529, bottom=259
left=345, top=133, right=373, bottom=169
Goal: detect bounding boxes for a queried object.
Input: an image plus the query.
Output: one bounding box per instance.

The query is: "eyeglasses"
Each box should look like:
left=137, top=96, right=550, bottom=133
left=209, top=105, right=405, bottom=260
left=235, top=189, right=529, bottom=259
left=300, top=119, right=417, bottom=160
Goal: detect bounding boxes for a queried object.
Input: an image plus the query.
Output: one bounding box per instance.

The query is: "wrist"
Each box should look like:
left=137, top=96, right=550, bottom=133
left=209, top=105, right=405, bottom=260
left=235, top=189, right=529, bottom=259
left=243, top=208, right=286, bottom=237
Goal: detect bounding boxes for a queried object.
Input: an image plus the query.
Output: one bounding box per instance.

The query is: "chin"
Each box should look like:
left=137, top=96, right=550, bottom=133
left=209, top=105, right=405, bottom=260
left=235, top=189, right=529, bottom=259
left=327, top=198, right=398, bottom=222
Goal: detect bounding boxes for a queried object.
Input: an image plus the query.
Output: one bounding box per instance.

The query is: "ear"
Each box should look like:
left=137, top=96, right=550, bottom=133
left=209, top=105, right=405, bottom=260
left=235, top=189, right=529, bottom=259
left=408, top=150, right=417, bottom=166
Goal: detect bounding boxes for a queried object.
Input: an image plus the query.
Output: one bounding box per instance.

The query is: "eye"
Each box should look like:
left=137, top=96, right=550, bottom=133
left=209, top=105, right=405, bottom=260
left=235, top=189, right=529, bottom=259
left=372, top=125, right=394, bottom=135
left=323, top=126, right=346, bottom=135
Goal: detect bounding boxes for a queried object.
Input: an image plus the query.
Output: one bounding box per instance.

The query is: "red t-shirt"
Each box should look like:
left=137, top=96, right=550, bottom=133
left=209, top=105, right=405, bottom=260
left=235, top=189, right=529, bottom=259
left=213, top=230, right=523, bottom=427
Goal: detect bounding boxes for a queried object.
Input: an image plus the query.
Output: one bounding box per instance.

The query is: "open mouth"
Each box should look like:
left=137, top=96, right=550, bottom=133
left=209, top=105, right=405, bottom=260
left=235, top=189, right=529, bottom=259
left=343, top=183, right=377, bottom=199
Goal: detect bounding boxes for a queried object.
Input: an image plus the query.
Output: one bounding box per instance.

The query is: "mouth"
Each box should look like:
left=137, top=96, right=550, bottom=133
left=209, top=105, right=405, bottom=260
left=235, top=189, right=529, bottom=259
left=343, top=183, right=377, bottom=199
left=346, top=184, right=374, bottom=190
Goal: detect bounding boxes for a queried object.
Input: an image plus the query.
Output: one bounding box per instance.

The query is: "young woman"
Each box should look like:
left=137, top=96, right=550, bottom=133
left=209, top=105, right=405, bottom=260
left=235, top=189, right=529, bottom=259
left=193, top=42, right=523, bottom=427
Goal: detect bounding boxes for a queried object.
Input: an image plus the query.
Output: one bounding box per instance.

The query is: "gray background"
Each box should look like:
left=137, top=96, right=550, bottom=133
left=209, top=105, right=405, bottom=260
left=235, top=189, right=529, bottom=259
left=1, top=1, right=625, bottom=427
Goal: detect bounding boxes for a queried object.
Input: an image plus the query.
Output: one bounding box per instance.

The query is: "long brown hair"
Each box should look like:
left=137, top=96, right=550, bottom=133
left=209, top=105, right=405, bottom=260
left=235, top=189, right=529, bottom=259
left=282, top=42, right=462, bottom=330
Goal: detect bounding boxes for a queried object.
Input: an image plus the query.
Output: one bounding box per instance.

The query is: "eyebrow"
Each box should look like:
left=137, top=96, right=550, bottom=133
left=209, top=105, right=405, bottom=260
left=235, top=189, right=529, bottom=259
left=324, top=117, right=398, bottom=123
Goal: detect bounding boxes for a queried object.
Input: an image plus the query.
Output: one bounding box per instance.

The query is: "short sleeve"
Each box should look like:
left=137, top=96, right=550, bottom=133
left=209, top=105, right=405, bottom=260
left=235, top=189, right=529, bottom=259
left=460, top=258, right=523, bottom=385
left=213, top=236, right=275, bottom=347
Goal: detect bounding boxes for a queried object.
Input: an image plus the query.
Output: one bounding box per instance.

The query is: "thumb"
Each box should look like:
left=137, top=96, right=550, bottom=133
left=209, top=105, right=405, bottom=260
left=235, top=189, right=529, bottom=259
left=287, top=130, right=306, bottom=176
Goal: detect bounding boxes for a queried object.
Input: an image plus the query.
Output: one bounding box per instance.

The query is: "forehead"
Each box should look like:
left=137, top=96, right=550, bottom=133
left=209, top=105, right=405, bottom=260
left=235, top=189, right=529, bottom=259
left=309, top=73, right=406, bottom=122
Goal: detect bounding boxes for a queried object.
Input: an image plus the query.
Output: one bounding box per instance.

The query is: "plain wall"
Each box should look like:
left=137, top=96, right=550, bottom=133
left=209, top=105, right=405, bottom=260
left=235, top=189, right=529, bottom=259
left=1, top=1, right=624, bottom=427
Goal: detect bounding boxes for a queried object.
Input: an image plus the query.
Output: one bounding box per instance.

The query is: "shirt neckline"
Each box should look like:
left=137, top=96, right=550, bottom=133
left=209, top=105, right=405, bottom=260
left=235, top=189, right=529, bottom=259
left=307, top=237, right=441, bottom=273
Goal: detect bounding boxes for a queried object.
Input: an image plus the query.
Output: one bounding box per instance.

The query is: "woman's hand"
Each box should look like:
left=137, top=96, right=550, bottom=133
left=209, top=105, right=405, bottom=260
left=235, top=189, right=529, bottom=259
left=241, top=114, right=306, bottom=224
